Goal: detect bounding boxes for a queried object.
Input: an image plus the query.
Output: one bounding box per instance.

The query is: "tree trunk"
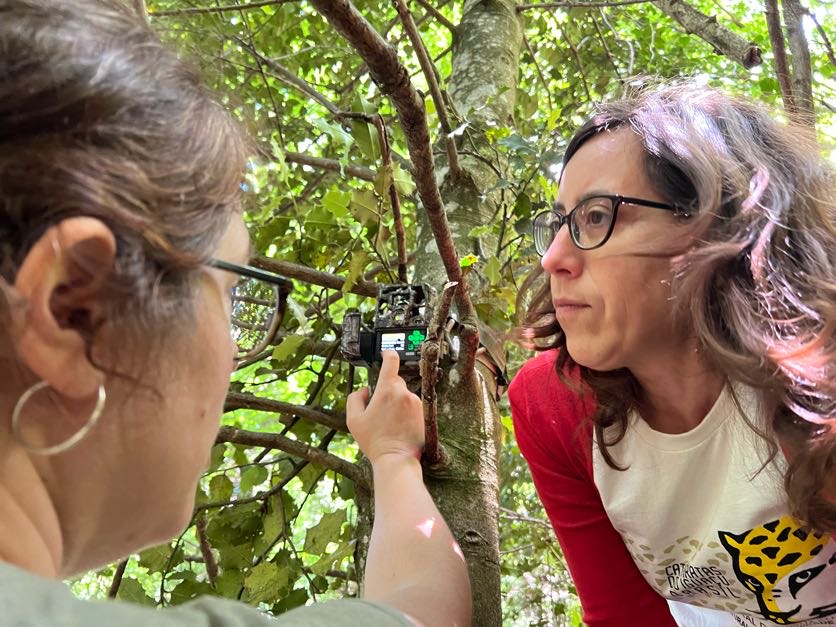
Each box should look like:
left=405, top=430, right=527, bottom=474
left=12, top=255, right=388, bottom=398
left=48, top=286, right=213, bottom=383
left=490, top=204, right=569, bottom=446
left=413, top=2, right=523, bottom=625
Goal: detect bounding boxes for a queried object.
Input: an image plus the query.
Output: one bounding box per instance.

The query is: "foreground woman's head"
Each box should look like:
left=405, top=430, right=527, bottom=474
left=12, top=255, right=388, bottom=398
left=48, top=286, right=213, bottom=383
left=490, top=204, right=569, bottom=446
left=0, top=0, right=253, bottom=575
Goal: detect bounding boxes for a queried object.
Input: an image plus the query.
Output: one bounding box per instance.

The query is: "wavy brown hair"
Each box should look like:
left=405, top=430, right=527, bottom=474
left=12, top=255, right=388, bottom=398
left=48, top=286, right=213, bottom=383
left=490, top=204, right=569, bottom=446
left=521, top=82, right=836, bottom=533
left=0, top=0, right=251, bottom=348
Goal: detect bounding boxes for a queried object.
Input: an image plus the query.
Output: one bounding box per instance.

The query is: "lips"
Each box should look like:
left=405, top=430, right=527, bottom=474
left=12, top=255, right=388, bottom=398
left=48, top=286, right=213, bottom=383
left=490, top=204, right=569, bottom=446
left=553, top=298, right=589, bottom=318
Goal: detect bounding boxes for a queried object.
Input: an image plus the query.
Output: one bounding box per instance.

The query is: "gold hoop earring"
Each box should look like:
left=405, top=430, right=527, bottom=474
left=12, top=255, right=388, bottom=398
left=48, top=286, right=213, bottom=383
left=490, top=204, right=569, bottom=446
left=11, top=381, right=106, bottom=456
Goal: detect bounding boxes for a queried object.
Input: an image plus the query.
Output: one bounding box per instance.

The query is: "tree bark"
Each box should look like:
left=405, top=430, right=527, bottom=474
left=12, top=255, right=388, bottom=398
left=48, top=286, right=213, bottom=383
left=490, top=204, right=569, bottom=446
left=653, top=0, right=762, bottom=68
left=781, top=0, right=816, bottom=127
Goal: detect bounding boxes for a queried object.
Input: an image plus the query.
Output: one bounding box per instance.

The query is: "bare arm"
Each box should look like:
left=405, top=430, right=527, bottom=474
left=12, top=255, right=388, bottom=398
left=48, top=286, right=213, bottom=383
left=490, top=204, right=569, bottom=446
left=346, top=351, right=471, bottom=627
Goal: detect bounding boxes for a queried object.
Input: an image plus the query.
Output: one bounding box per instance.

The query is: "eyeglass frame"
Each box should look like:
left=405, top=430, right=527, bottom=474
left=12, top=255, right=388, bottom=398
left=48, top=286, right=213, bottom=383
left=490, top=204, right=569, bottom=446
left=209, top=258, right=293, bottom=364
left=532, top=194, right=685, bottom=254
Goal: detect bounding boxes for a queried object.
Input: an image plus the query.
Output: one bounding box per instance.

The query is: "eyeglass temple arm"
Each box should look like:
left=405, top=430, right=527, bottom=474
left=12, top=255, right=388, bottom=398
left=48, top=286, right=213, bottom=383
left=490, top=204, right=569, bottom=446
left=209, top=259, right=293, bottom=292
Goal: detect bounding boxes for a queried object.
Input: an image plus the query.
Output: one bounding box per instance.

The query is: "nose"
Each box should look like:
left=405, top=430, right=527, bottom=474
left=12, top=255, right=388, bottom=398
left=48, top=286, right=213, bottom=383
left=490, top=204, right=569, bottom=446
left=541, top=220, right=582, bottom=277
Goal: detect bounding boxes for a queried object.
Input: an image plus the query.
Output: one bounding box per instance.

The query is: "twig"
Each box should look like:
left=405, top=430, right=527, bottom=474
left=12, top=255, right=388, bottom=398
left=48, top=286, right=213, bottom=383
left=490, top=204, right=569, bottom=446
left=149, top=0, right=297, bottom=17
left=195, top=512, right=218, bottom=587
left=591, top=15, right=623, bottom=80
left=523, top=34, right=554, bottom=110
left=225, top=390, right=347, bottom=432
left=308, top=0, right=477, bottom=327
left=805, top=10, right=836, bottom=67
left=764, top=0, right=796, bottom=116
left=216, top=426, right=367, bottom=488
left=561, top=26, right=592, bottom=101
left=108, top=558, right=129, bottom=598
left=393, top=0, right=463, bottom=179
left=414, top=0, right=457, bottom=35
left=420, top=281, right=458, bottom=466
left=283, top=151, right=376, bottom=181
left=253, top=256, right=379, bottom=297
left=499, top=507, right=552, bottom=528
left=374, top=115, right=409, bottom=283
left=517, top=0, right=652, bottom=9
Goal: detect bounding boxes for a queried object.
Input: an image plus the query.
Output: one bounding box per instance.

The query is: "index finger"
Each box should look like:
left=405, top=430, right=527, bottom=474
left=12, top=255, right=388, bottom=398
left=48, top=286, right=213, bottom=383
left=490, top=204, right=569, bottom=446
left=377, top=349, right=401, bottom=382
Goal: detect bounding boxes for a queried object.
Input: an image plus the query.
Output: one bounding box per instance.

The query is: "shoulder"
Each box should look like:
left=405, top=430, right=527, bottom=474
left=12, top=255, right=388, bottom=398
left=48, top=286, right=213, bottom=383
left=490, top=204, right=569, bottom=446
left=509, top=350, right=588, bottom=414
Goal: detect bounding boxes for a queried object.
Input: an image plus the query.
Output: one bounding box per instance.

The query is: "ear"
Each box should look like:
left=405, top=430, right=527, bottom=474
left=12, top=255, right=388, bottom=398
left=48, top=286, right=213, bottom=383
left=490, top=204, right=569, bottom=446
left=12, top=217, right=117, bottom=400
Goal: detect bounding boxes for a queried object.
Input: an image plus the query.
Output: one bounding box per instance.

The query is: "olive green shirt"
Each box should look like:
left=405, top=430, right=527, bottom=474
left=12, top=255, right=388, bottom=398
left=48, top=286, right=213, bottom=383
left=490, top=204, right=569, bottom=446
left=0, top=562, right=413, bottom=626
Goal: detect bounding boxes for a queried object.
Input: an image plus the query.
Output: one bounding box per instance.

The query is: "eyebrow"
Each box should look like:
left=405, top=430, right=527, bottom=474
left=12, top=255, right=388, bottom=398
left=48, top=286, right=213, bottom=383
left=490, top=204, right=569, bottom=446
left=553, top=189, right=612, bottom=214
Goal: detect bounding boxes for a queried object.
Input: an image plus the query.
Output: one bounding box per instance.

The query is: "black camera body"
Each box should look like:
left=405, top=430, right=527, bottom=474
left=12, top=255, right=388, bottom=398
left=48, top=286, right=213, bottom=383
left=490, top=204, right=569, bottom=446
left=341, top=284, right=436, bottom=374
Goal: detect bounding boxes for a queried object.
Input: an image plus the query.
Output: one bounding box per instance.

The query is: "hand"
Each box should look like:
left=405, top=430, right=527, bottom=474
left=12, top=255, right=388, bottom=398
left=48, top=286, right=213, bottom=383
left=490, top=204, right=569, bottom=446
left=346, top=350, right=425, bottom=465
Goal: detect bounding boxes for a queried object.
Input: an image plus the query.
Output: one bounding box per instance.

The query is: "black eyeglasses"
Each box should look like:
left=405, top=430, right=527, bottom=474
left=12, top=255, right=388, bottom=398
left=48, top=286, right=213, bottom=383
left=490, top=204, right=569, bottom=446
left=532, top=194, right=682, bottom=254
left=209, top=259, right=293, bottom=364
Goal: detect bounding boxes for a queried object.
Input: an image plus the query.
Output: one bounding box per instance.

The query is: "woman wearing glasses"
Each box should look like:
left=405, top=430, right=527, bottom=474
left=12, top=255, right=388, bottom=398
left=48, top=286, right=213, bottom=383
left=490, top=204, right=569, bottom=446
left=510, top=83, right=835, bottom=626
left=0, top=1, right=469, bottom=625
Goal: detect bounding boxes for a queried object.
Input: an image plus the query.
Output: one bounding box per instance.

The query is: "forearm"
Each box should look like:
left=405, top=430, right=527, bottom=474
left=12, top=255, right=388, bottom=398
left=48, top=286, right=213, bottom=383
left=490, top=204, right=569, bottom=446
left=363, top=454, right=471, bottom=626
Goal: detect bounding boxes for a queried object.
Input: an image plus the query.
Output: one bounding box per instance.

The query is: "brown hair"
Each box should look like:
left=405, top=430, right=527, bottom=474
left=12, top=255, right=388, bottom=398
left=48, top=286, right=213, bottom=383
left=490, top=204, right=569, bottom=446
left=0, top=0, right=251, bottom=343
left=521, top=81, right=836, bottom=532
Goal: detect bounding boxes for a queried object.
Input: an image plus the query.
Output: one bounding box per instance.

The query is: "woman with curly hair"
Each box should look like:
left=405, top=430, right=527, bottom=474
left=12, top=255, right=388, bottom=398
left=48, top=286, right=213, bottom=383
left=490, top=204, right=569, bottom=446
left=510, top=82, right=835, bottom=626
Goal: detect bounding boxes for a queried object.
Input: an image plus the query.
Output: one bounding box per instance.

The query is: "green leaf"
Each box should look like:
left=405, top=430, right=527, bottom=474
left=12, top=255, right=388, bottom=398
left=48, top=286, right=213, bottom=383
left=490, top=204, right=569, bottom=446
left=459, top=254, right=480, bottom=268
left=273, top=587, right=309, bottom=614
left=484, top=256, right=501, bottom=285
left=350, top=189, right=379, bottom=224
left=342, top=251, right=369, bottom=294
left=392, top=163, right=416, bottom=196
left=303, top=509, right=346, bottom=555
left=240, top=465, right=269, bottom=494
left=170, top=579, right=213, bottom=606
left=244, top=562, right=290, bottom=605
left=117, top=577, right=156, bottom=606
left=209, top=474, right=233, bottom=502
left=139, top=543, right=178, bottom=573
left=272, top=335, right=308, bottom=365
left=322, top=188, right=351, bottom=218
left=350, top=95, right=380, bottom=161
left=309, top=539, right=355, bottom=576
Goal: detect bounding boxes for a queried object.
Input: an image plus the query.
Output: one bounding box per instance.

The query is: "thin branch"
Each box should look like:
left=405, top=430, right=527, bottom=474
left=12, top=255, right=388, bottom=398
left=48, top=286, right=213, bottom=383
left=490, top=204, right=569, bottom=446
left=653, top=0, right=763, bottom=69
left=374, top=116, right=409, bottom=283
left=523, top=34, right=554, bottom=110
left=413, top=0, right=458, bottom=34
left=108, top=558, right=129, bottom=598
left=283, top=151, right=376, bottom=182
left=195, top=512, right=218, bottom=588
left=225, top=390, right=347, bottom=432
left=309, top=0, right=477, bottom=326
left=499, top=507, right=552, bottom=528
left=420, top=281, right=457, bottom=467
left=240, top=42, right=343, bottom=116
left=149, top=0, right=297, bottom=17
left=253, top=256, right=380, bottom=297
left=216, top=426, right=367, bottom=488
left=782, top=0, right=815, bottom=127
left=393, top=0, right=463, bottom=179
left=764, top=0, right=796, bottom=115
left=805, top=10, right=836, bottom=67
left=591, top=15, right=624, bottom=81
left=561, top=27, right=592, bottom=101
left=517, top=0, right=653, bottom=9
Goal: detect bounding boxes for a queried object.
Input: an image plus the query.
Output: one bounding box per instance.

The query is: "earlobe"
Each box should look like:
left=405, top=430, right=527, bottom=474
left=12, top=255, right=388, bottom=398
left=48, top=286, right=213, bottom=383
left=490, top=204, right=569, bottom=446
left=12, top=217, right=117, bottom=400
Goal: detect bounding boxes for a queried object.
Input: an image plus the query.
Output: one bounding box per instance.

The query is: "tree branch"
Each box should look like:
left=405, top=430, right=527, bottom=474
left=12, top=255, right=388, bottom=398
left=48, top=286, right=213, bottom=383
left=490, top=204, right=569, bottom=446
left=216, top=426, right=366, bottom=487
left=393, top=0, right=463, bottom=179
left=782, top=0, right=815, bottom=127
left=284, top=151, right=376, bottom=181
left=149, top=0, right=297, bottom=17
left=374, top=116, right=409, bottom=283
left=420, top=281, right=457, bottom=467
left=253, top=256, right=379, bottom=297
left=652, top=0, right=763, bottom=69
left=108, top=558, right=129, bottom=598
left=764, top=0, right=796, bottom=116
left=805, top=10, right=836, bottom=67
left=195, top=512, right=218, bottom=587
left=413, top=0, right=457, bottom=34
left=308, top=0, right=476, bottom=323
left=225, top=390, right=347, bottom=432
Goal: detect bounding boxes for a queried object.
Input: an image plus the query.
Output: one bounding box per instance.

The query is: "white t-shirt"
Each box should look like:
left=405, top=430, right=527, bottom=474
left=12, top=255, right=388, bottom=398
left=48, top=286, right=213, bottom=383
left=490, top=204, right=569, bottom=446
left=594, top=384, right=836, bottom=627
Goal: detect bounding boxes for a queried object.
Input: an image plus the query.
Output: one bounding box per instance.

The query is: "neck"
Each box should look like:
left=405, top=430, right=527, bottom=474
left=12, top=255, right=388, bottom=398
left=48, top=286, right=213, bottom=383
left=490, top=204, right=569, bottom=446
left=0, top=442, right=63, bottom=578
left=630, top=340, right=725, bottom=434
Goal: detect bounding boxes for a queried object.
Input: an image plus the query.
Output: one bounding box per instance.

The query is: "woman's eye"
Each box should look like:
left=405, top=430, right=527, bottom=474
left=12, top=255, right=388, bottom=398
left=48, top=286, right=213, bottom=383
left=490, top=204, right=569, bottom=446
left=584, top=208, right=610, bottom=227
